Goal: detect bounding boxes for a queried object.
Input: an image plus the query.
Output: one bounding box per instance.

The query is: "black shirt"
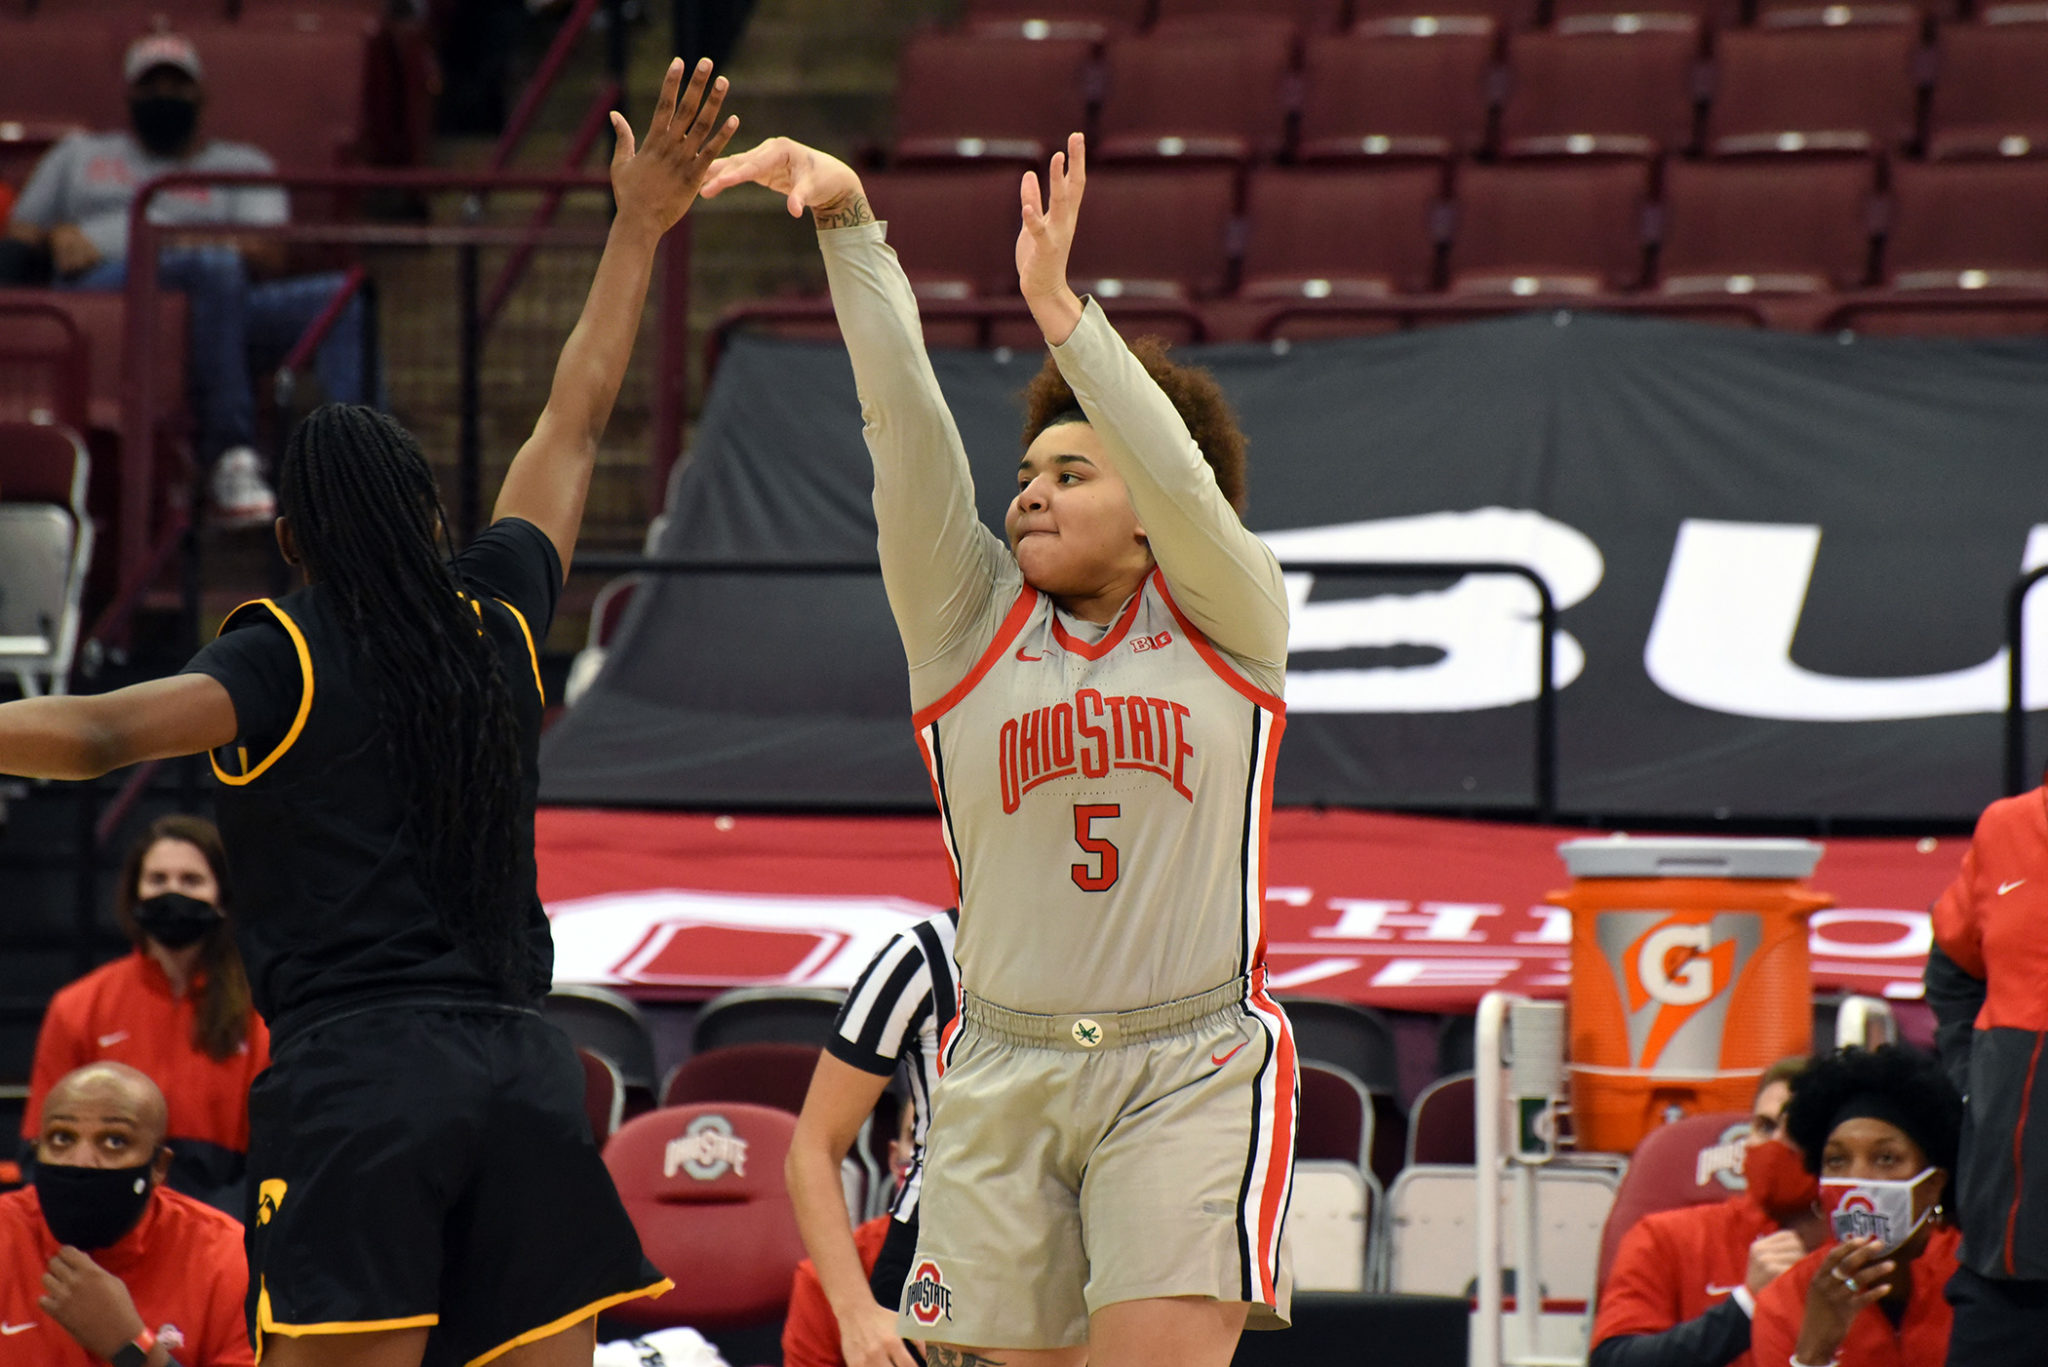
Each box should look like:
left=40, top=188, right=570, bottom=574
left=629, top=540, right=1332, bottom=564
left=182, top=518, right=561, bottom=1034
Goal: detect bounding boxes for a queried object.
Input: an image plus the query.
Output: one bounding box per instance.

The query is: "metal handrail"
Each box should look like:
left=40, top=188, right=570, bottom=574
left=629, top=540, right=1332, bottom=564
left=481, top=80, right=622, bottom=330
left=569, top=554, right=1562, bottom=818
left=489, top=0, right=609, bottom=174
left=2003, top=563, right=2048, bottom=794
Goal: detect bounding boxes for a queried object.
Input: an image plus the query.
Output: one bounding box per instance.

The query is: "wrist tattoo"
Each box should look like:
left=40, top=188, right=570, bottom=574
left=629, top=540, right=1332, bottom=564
left=927, top=1348, right=1006, bottom=1367
left=814, top=193, right=875, bottom=230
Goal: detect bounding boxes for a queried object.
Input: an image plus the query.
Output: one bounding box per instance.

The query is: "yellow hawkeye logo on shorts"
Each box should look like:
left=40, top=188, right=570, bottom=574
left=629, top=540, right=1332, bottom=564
left=905, top=1260, right=953, bottom=1326
left=256, top=1180, right=287, bottom=1226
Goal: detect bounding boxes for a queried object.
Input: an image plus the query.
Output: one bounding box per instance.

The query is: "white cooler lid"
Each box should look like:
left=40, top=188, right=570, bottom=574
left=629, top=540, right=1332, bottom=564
left=1558, top=835, right=1823, bottom=880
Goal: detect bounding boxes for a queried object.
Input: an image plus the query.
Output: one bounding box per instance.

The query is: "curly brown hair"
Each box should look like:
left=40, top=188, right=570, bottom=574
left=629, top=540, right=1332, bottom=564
left=1021, top=337, right=1249, bottom=514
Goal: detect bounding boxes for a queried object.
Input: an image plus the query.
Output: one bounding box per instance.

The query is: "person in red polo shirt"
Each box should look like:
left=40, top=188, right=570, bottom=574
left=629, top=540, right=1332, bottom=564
left=1751, top=1046, right=1963, bottom=1367
left=24, top=816, right=270, bottom=1214
left=1593, top=1058, right=1825, bottom=1367
left=1, top=1061, right=252, bottom=1366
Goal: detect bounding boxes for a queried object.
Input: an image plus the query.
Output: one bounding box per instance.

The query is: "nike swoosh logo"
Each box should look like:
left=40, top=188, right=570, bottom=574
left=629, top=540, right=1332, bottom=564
left=97, top=1032, right=128, bottom=1048
left=2001, top=879, right=2027, bottom=895
left=1015, top=648, right=1043, bottom=662
left=1705, top=1284, right=1743, bottom=1296
left=1211, top=1042, right=1249, bottom=1067
left=1, top=1323, right=36, bottom=1335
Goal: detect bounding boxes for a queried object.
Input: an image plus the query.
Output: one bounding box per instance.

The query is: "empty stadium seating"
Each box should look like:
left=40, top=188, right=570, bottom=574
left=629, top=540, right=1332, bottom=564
left=1706, top=28, right=1919, bottom=156
left=1063, top=164, right=1238, bottom=297
left=1296, top=31, right=1495, bottom=162
left=1926, top=20, right=2048, bottom=161
left=1240, top=166, right=1442, bottom=298
left=961, top=0, right=1147, bottom=43
left=863, top=166, right=1024, bottom=297
left=1884, top=159, right=2048, bottom=289
left=893, top=31, right=1093, bottom=166
left=1097, top=30, right=1294, bottom=162
left=1657, top=156, right=1877, bottom=293
left=1500, top=27, right=1701, bottom=159
left=1448, top=161, right=1652, bottom=293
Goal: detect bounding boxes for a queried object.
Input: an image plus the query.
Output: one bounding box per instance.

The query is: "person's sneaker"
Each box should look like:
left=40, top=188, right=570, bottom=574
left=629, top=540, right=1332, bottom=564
left=210, top=446, right=276, bottom=529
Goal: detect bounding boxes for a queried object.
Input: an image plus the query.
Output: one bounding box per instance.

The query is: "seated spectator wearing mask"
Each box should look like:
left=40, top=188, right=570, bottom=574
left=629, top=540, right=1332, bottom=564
left=1593, top=1058, right=1825, bottom=1367
left=0, top=1062, right=253, bottom=1366
left=0, top=31, right=369, bottom=527
left=1751, top=1046, right=1963, bottom=1367
left=25, top=816, right=270, bottom=1214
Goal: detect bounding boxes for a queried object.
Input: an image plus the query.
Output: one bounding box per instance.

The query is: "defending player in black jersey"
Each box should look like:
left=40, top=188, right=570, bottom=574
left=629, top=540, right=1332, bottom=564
left=0, top=57, right=737, bottom=1367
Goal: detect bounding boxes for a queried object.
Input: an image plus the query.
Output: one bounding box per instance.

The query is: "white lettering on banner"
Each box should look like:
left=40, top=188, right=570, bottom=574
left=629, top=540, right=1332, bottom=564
left=1313, top=899, right=1499, bottom=942
left=1515, top=910, right=1574, bottom=945
left=1646, top=520, right=2048, bottom=721
left=1261, top=509, right=1603, bottom=713
left=1370, top=959, right=1524, bottom=989
left=1638, top=923, right=1717, bottom=1006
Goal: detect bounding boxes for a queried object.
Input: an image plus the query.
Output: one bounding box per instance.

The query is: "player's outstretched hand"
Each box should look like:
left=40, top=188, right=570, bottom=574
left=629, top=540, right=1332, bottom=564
left=609, top=56, right=738, bottom=237
left=700, top=137, right=871, bottom=227
left=1018, top=131, right=1086, bottom=304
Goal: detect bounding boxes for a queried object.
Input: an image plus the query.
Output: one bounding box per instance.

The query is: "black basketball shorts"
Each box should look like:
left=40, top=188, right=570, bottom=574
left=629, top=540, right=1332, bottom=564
left=244, top=1005, right=668, bottom=1366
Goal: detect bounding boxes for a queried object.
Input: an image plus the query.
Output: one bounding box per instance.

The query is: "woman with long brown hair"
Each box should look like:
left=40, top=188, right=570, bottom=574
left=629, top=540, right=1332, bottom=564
left=24, top=813, right=269, bottom=1214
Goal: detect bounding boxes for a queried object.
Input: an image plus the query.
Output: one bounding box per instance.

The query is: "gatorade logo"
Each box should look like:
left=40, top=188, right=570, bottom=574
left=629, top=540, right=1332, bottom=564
left=256, top=1180, right=287, bottom=1226
left=1624, top=915, right=1738, bottom=1070
left=905, top=1260, right=953, bottom=1325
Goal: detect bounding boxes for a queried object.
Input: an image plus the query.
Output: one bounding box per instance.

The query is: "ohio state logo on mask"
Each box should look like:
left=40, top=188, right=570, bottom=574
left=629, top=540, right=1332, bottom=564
left=905, top=1260, right=953, bottom=1326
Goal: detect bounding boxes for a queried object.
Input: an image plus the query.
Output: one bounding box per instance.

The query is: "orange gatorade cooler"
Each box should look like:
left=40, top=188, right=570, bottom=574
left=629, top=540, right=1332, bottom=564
left=1549, top=837, right=1831, bottom=1154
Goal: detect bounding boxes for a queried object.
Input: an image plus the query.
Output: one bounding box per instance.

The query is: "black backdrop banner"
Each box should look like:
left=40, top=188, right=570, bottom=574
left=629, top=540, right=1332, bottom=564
left=539, top=312, right=2048, bottom=822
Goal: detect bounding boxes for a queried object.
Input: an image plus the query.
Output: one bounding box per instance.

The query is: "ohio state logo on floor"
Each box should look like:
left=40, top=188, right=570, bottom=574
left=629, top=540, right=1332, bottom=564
left=905, top=1259, right=953, bottom=1325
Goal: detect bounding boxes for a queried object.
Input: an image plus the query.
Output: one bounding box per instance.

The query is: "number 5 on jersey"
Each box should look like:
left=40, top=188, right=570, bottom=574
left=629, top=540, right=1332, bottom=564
left=1072, top=803, right=1121, bottom=891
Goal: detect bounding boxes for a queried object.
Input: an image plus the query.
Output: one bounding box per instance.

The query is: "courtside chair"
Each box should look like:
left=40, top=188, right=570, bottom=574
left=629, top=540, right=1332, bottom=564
left=1594, top=1110, right=1752, bottom=1292
left=660, top=1042, right=822, bottom=1116
left=544, top=985, right=660, bottom=1108
left=690, top=985, right=848, bottom=1053
left=0, top=419, right=92, bottom=699
left=577, top=1046, right=626, bottom=1144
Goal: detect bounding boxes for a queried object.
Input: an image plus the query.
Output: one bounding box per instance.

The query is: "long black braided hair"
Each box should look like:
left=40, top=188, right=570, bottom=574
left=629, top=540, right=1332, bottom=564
left=278, top=404, right=542, bottom=998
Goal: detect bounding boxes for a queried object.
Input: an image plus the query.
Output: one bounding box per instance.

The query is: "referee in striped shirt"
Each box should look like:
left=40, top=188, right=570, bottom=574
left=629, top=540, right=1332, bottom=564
left=788, top=910, right=959, bottom=1367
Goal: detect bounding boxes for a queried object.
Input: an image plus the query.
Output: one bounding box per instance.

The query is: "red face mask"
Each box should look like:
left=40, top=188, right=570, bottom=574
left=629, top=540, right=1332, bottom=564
left=1743, top=1138, right=1819, bottom=1214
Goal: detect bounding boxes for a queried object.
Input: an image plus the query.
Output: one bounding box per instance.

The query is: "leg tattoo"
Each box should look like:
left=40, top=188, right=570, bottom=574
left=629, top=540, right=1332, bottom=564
left=927, top=1349, right=1007, bottom=1367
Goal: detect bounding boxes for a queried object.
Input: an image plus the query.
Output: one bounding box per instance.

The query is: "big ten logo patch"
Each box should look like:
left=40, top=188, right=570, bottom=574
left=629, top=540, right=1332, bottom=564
left=905, top=1260, right=953, bottom=1326
left=665, top=1114, right=750, bottom=1181
left=1697, top=1123, right=1754, bottom=1191
left=256, top=1180, right=288, bottom=1226
left=1130, top=631, right=1173, bottom=654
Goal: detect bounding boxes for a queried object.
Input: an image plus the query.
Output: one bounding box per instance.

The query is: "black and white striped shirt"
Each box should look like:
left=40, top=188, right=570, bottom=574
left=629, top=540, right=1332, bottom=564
left=826, top=908, right=959, bottom=1221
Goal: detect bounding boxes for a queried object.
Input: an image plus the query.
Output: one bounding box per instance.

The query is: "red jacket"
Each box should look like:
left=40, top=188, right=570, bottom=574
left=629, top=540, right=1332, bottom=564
left=1928, top=788, right=2048, bottom=1279
left=25, top=953, right=271, bottom=1156
left=1750, top=1226, right=1960, bottom=1367
left=783, top=1216, right=894, bottom=1367
left=1593, top=1195, right=1778, bottom=1365
left=0, top=1183, right=254, bottom=1366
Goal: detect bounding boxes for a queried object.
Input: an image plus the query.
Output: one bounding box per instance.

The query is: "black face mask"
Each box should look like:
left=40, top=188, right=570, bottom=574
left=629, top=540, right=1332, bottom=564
left=129, top=96, right=198, bottom=157
left=33, top=1158, right=156, bottom=1251
left=132, top=891, right=224, bottom=950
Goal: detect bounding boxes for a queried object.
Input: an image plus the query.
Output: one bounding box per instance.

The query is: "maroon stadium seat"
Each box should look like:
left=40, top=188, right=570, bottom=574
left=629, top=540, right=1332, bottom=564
left=1595, top=1112, right=1749, bottom=1291
left=1299, top=1062, right=1375, bottom=1170
left=1154, top=0, right=1347, bottom=36
left=1753, top=1, right=1928, bottom=27
left=1297, top=31, right=1495, bottom=162
left=1406, top=1072, right=1476, bottom=1166
left=187, top=22, right=377, bottom=170
left=960, top=0, right=1146, bottom=42
left=856, top=166, right=1022, bottom=298
left=603, top=1103, right=807, bottom=1332
left=0, top=299, right=90, bottom=433
left=1448, top=160, right=1651, bottom=293
left=1706, top=28, right=1921, bottom=157
left=1240, top=165, right=1442, bottom=297
left=0, top=20, right=127, bottom=127
left=1657, top=157, right=1877, bottom=294
left=578, top=1046, right=625, bottom=1144
left=1926, top=21, right=2048, bottom=161
left=1352, top=0, right=1540, bottom=35
left=0, top=290, right=190, bottom=438
left=1551, top=0, right=1742, bottom=28
left=30, top=0, right=229, bottom=19
left=660, top=1043, right=821, bottom=1116
left=1098, top=31, right=1293, bottom=163
left=1500, top=27, right=1701, bottom=160
left=1884, top=160, right=2048, bottom=289
left=893, top=32, right=1093, bottom=167
left=0, top=121, right=82, bottom=201
left=1062, top=164, right=1238, bottom=298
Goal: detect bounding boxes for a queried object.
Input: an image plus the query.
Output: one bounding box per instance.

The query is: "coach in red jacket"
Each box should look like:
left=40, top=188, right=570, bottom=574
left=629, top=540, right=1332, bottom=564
left=1927, top=788, right=2048, bottom=1365
left=1591, top=1058, right=1823, bottom=1367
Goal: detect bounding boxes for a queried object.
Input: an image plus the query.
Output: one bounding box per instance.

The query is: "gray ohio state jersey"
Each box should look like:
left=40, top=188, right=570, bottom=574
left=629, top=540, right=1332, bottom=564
left=819, top=221, right=1289, bottom=1016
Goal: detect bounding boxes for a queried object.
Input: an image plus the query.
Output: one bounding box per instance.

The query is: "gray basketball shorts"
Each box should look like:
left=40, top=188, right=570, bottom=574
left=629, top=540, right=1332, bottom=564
left=897, top=978, right=1297, bottom=1349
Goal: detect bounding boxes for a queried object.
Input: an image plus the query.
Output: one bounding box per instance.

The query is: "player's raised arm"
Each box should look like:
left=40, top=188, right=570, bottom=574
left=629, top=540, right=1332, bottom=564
left=701, top=139, right=1013, bottom=708
left=1024, top=133, right=1287, bottom=670
left=493, top=56, right=737, bottom=579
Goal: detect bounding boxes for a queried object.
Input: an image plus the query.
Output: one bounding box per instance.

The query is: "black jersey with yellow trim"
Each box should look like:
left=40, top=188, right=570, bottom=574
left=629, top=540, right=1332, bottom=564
left=182, top=518, right=561, bottom=1028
